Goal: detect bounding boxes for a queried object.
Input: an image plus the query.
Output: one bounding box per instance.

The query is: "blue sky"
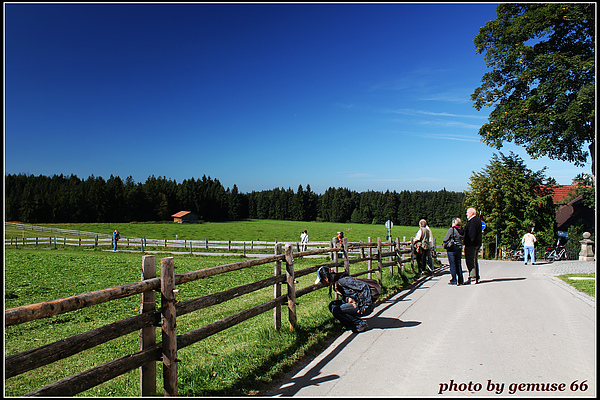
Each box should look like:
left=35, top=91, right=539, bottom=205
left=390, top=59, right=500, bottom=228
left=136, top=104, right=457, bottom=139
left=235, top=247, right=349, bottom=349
left=4, top=2, right=591, bottom=194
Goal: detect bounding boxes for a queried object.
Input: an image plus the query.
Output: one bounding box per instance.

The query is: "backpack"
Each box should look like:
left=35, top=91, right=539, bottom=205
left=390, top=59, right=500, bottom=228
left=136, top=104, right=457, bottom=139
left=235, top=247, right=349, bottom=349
left=419, top=228, right=431, bottom=250
left=357, top=278, right=381, bottom=302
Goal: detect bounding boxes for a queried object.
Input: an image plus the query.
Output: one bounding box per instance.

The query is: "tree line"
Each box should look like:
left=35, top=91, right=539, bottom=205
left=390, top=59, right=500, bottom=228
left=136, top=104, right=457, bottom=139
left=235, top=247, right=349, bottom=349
left=5, top=173, right=466, bottom=228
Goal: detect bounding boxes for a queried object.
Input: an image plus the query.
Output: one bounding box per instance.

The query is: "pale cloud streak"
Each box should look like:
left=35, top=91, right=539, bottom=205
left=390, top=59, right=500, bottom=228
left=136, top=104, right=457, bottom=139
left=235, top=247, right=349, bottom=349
left=385, top=108, right=487, bottom=120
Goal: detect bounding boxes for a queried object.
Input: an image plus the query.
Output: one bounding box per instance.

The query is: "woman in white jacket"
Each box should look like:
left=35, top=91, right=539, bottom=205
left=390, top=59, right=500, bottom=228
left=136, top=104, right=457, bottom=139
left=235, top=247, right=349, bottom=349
left=521, top=227, right=537, bottom=265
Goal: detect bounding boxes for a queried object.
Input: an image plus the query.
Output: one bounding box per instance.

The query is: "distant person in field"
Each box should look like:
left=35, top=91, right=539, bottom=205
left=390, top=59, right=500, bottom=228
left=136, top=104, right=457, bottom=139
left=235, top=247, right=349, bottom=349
left=113, top=229, right=121, bottom=251
left=331, top=231, right=344, bottom=260
left=521, top=227, right=537, bottom=265
left=301, top=230, right=309, bottom=251
left=335, top=231, right=344, bottom=245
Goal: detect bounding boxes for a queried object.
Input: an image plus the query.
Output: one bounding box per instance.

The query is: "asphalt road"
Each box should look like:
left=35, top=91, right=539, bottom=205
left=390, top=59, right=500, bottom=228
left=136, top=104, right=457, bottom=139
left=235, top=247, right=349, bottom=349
left=263, top=260, right=596, bottom=397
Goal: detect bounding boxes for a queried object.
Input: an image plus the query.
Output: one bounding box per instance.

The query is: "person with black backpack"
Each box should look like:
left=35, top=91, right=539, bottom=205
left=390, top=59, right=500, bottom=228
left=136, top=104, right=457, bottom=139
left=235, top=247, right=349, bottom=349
left=443, top=217, right=465, bottom=285
left=315, top=266, right=379, bottom=333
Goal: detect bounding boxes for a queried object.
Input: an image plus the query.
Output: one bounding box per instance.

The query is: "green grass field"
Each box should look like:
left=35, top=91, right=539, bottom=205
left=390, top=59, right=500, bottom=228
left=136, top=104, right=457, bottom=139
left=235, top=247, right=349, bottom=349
left=5, top=219, right=448, bottom=245
left=4, top=220, right=427, bottom=396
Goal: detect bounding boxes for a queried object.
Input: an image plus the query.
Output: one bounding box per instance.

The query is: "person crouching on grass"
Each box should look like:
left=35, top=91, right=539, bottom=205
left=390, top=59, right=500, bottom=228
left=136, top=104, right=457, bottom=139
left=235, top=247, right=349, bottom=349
left=315, top=266, right=373, bottom=333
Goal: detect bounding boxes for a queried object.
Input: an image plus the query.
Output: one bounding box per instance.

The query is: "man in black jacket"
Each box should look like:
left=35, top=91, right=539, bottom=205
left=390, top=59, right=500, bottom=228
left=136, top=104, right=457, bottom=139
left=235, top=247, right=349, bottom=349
left=464, top=207, right=482, bottom=284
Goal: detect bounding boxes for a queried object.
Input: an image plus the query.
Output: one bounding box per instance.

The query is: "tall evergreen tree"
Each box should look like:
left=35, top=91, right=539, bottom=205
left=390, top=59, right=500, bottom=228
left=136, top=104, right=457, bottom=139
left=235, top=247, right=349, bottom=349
left=465, top=152, right=556, bottom=250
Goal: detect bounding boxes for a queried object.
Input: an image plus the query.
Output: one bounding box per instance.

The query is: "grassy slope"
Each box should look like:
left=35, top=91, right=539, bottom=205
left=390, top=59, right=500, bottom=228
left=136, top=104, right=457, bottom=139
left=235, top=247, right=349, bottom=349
left=6, top=219, right=448, bottom=246
left=4, top=220, right=426, bottom=396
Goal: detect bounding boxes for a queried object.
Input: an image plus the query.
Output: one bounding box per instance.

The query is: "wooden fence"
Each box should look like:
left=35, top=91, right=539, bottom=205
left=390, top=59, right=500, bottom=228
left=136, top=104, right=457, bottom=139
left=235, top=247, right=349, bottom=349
left=4, top=237, right=429, bottom=396
left=5, top=222, right=344, bottom=255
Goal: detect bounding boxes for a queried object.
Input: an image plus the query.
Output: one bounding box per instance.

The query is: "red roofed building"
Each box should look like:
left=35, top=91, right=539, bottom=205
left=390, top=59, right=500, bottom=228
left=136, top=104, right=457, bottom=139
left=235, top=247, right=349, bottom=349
left=171, top=211, right=198, bottom=223
left=548, top=185, right=579, bottom=204
left=541, top=185, right=594, bottom=232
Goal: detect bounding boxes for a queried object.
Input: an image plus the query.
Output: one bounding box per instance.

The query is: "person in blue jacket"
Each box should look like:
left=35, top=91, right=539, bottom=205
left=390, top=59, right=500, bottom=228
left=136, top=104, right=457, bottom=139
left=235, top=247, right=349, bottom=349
left=315, top=266, right=373, bottom=333
left=112, top=229, right=121, bottom=251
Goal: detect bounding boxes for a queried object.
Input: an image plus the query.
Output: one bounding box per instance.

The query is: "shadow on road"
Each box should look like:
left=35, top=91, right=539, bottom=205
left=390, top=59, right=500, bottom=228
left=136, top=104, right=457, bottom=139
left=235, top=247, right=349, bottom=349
left=476, top=277, right=526, bottom=284
left=263, top=332, right=354, bottom=396
left=368, top=317, right=421, bottom=330
left=263, top=269, right=436, bottom=396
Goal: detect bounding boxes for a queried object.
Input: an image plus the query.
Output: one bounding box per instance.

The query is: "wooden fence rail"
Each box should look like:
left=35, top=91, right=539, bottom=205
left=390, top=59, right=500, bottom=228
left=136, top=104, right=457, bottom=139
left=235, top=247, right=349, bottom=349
left=5, top=223, right=441, bottom=257
left=4, top=234, right=342, bottom=255
left=5, top=237, right=428, bottom=397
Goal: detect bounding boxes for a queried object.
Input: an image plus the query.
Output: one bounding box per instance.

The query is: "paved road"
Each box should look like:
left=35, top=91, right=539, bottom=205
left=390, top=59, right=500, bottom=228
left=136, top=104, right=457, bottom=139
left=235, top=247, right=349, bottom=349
left=263, top=260, right=595, bottom=397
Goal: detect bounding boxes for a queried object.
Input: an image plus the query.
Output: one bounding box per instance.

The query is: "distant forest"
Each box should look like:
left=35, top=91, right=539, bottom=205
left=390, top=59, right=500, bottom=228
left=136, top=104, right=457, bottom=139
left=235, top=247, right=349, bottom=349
left=5, top=174, right=466, bottom=228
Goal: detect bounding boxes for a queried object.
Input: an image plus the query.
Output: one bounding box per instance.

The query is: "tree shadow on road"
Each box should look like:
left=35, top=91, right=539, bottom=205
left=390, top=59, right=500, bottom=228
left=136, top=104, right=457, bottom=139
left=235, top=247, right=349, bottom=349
left=476, top=277, right=526, bottom=284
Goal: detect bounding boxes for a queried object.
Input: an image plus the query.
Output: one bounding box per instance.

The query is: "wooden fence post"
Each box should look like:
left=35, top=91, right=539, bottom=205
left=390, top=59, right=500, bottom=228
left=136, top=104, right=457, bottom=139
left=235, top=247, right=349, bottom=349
left=377, top=237, right=383, bottom=283
left=368, top=237, right=372, bottom=279
left=332, top=241, right=339, bottom=264
left=342, top=238, right=350, bottom=274
left=389, top=240, right=393, bottom=275
left=284, top=244, right=297, bottom=330
left=161, top=257, right=177, bottom=396
left=273, top=243, right=282, bottom=330
left=140, top=255, right=157, bottom=396
left=410, top=237, right=416, bottom=272
left=332, top=238, right=339, bottom=300
left=395, top=237, right=402, bottom=276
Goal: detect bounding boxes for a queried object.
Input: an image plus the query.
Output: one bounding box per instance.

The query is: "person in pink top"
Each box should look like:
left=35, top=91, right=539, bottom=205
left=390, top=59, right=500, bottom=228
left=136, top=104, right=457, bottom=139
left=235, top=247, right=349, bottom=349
left=521, top=227, right=537, bottom=265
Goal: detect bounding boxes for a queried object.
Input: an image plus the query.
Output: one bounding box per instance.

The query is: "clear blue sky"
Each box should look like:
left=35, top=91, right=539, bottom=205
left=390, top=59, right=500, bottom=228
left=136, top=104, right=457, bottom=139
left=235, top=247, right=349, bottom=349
left=4, top=2, right=591, bottom=194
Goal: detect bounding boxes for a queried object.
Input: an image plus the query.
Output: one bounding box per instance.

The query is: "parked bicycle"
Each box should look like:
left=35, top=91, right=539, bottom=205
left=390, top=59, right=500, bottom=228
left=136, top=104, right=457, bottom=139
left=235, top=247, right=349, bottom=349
left=502, top=243, right=524, bottom=261
left=543, top=233, right=569, bottom=262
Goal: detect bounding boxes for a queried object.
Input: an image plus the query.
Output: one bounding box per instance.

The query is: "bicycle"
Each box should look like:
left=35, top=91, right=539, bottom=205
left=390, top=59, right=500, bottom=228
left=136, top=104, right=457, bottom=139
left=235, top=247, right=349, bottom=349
left=502, top=243, right=524, bottom=261
left=543, top=235, right=569, bottom=262
left=544, top=245, right=567, bottom=262
left=511, top=248, right=524, bottom=261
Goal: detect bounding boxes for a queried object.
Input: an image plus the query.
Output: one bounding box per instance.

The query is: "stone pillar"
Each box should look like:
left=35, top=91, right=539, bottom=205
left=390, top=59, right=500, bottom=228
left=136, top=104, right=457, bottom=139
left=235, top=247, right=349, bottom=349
left=579, top=232, right=595, bottom=261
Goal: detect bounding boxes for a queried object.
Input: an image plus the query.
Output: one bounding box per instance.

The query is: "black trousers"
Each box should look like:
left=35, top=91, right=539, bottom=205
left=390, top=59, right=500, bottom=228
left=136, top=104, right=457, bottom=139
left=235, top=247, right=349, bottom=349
left=464, top=245, right=480, bottom=281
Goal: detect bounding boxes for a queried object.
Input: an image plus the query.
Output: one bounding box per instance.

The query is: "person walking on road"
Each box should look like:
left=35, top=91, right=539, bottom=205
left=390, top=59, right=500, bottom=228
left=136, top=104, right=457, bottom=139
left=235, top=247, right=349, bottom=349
left=315, top=266, right=373, bottom=333
left=522, top=227, right=537, bottom=265
left=443, top=217, right=464, bottom=285
left=464, top=208, right=482, bottom=284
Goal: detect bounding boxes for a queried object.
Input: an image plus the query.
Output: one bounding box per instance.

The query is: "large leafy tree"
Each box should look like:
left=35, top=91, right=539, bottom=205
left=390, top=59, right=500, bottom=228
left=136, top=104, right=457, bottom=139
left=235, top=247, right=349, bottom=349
left=465, top=152, right=557, bottom=254
left=471, top=3, right=595, bottom=172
